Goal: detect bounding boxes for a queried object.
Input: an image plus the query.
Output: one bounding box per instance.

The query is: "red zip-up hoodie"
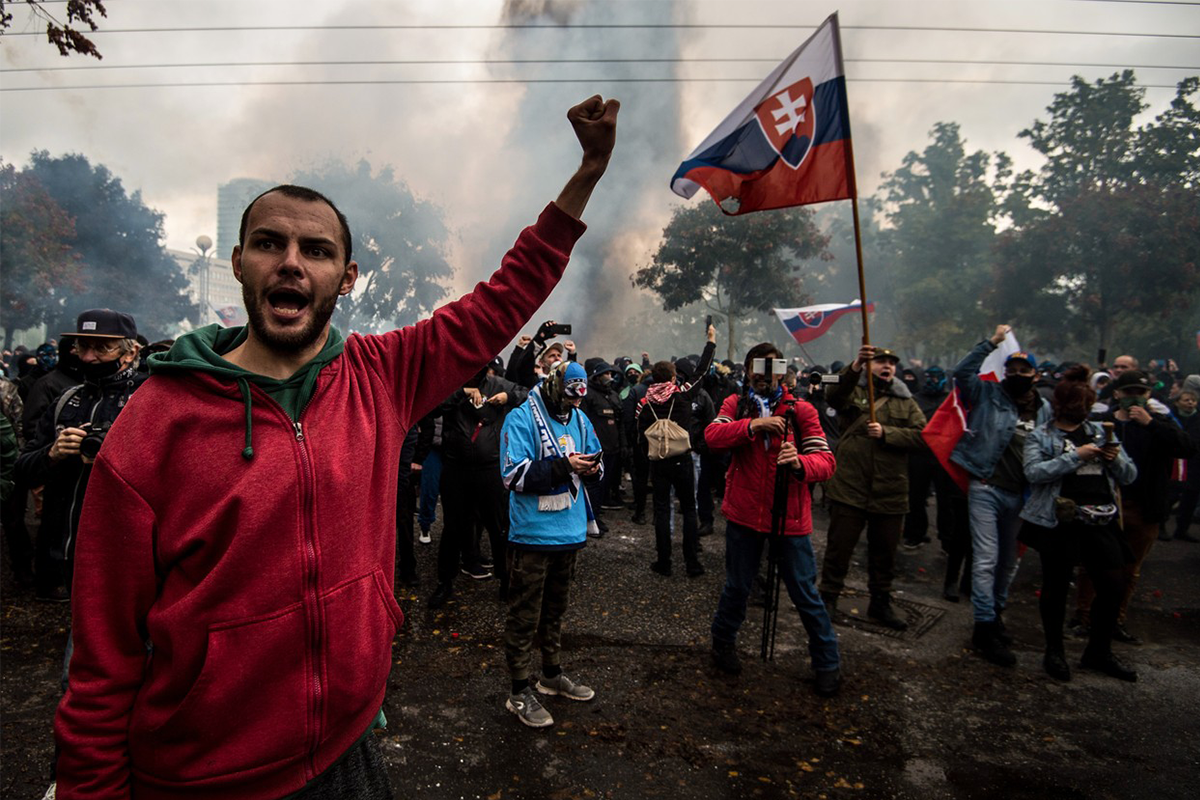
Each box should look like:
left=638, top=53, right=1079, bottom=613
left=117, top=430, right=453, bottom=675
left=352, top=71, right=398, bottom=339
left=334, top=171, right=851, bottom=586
left=705, top=391, right=836, bottom=535
left=54, top=204, right=585, bottom=799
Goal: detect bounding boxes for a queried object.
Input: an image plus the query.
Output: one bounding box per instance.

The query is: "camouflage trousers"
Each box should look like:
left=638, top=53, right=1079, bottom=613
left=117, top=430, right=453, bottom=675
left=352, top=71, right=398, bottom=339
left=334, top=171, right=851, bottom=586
left=503, top=548, right=578, bottom=681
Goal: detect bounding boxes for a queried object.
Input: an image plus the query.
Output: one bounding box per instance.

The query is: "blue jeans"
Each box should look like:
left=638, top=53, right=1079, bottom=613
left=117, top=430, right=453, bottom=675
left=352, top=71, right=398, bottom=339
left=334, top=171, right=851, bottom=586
left=711, top=520, right=840, bottom=672
left=967, top=480, right=1023, bottom=622
left=417, top=449, right=443, bottom=532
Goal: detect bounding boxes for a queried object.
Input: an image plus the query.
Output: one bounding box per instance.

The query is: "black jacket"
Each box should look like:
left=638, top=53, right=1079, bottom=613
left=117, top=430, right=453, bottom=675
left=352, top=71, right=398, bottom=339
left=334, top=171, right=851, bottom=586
left=636, top=342, right=716, bottom=455
left=437, top=374, right=527, bottom=465
left=16, top=364, right=147, bottom=563
left=582, top=375, right=624, bottom=454
left=1098, top=408, right=1196, bottom=522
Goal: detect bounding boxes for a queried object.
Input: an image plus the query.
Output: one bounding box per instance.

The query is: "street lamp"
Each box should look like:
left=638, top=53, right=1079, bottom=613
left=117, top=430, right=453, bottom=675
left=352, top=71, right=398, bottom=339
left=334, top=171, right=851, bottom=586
left=192, top=235, right=214, bottom=325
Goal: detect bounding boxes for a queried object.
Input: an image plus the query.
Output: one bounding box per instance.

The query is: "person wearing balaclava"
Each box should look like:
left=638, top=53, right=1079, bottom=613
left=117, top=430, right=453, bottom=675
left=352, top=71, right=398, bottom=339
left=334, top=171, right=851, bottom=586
left=948, top=324, right=1052, bottom=669
left=16, top=310, right=146, bottom=611
left=499, top=360, right=603, bottom=728
left=1071, top=369, right=1194, bottom=646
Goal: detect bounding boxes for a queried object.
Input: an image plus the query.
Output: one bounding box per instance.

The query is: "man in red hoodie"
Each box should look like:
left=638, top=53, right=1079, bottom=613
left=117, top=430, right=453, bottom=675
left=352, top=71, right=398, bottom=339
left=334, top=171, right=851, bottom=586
left=53, top=96, right=619, bottom=800
left=705, top=342, right=841, bottom=696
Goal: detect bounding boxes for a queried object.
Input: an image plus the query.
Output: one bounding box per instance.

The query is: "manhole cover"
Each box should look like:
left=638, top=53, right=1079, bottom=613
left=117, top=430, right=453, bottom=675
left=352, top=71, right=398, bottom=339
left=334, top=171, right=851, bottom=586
left=827, top=589, right=946, bottom=640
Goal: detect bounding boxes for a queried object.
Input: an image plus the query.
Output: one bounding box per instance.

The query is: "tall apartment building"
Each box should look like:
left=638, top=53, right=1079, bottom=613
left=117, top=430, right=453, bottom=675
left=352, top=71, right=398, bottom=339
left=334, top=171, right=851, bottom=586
left=216, top=178, right=274, bottom=259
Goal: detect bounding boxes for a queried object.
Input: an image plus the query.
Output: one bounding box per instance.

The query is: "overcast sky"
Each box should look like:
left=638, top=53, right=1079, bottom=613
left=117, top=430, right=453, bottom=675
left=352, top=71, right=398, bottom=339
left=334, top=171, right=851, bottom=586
left=1, top=0, right=1197, bottom=346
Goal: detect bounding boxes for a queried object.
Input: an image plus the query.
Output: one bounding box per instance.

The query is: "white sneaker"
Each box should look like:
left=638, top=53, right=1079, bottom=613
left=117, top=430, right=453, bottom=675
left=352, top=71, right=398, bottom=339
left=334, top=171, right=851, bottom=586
left=418, top=530, right=431, bottom=544
left=535, top=672, right=595, bottom=701
left=506, top=686, right=554, bottom=727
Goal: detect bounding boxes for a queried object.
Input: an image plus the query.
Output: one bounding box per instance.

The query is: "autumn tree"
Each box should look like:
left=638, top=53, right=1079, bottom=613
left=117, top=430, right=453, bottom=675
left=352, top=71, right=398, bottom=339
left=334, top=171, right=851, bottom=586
left=0, top=0, right=107, bottom=59
left=290, top=160, right=453, bottom=334
left=0, top=161, right=82, bottom=349
left=635, top=201, right=831, bottom=361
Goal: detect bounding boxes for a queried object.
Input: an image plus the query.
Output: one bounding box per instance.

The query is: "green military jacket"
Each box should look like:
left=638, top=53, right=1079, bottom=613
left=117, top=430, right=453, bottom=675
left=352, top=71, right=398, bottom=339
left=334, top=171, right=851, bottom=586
left=823, top=365, right=928, bottom=514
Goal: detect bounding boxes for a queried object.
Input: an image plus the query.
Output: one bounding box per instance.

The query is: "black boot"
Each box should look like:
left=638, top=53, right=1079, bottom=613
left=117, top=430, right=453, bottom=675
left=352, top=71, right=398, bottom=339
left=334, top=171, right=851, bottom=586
left=711, top=640, right=742, bottom=675
left=1043, top=650, right=1071, bottom=682
left=1080, top=649, right=1137, bottom=682
left=973, top=621, right=1016, bottom=667
left=942, top=579, right=960, bottom=603
left=994, top=614, right=1014, bottom=646
left=868, top=594, right=909, bottom=631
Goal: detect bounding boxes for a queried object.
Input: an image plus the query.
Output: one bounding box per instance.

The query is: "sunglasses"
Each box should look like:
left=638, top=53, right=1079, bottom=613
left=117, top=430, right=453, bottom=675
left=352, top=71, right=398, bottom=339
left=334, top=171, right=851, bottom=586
left=71, top=340, right=122, bottom=356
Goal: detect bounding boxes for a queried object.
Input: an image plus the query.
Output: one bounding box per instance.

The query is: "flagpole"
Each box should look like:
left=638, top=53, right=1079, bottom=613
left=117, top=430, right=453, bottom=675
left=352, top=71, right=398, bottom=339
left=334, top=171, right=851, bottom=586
left=845, top=141, right=876, bottom=424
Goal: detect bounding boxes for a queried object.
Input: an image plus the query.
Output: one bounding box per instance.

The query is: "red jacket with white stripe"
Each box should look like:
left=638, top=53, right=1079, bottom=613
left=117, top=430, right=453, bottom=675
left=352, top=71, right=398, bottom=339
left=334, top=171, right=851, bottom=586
left=54, top=204, right=585, bottom=800
left=705, top=391, right=836, bottom=535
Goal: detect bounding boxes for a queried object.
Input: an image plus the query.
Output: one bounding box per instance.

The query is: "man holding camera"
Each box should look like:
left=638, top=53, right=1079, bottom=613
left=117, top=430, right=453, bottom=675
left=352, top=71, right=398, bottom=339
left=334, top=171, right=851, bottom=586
left=16, top=310, right=145, bottom=604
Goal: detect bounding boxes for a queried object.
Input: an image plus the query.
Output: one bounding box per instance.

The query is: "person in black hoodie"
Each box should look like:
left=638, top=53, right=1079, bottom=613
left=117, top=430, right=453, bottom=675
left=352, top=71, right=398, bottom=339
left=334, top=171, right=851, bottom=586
left=581, top=361, right=624, bottom=534
left=637, top=326, right=716, bottom=577
left=428, top=365, right=528, bottom=608
left=1073, top=370, right=1195, bottom=642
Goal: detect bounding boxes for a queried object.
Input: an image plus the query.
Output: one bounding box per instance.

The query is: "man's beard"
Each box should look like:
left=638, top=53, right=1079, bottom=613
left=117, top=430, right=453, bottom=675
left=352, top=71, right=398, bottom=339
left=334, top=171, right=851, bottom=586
left=243, top=283, right=339, bottom=354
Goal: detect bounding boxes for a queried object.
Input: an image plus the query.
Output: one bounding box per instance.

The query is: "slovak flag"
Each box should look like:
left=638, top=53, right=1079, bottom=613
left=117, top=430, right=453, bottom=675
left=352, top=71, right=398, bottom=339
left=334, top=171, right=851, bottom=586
left=212, top=303, right=247, bottom=327
left=670, top=13, right=854, bottom=215
left=775, top=301, right=873, bottom=345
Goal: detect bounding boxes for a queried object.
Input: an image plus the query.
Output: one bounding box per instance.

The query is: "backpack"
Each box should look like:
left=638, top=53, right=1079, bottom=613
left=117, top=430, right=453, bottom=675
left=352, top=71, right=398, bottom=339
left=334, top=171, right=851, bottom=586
left=644, top=398, right=691, bottom=461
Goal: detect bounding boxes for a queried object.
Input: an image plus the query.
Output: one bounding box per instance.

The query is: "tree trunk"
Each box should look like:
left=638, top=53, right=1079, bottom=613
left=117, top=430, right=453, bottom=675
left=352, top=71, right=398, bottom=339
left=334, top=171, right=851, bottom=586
left=3, top=325, right=13, bottom=353
left=726, top=315, right=738, bottom=363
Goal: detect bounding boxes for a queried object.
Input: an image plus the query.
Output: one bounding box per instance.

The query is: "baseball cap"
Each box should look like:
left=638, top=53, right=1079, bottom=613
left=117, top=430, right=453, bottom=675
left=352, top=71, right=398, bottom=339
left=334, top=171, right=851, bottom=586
left=1005, top=351, right=1038, bottom=369
left=1112, top=369, right=1152, bottom=391
left=65, top=309, right=138, bottom=340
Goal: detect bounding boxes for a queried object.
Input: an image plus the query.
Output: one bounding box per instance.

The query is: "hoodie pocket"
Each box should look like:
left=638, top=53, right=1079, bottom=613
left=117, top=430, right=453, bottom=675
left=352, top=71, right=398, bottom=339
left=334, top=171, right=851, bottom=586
left=134, top=602, right=308, bottom=781
left=320, top=569, right=403, bottom=743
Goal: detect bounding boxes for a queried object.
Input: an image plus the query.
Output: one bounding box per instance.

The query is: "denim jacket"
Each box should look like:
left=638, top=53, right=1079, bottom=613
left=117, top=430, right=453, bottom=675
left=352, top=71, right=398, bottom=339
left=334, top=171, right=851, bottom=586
left=1019, top=420, right=1137, bottom=528
left=949, top=340, right=1052, bottom=479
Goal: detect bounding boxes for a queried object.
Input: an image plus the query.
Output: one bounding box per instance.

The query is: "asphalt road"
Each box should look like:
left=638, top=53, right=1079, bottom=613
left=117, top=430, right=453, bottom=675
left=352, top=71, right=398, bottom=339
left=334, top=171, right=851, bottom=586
left=4, top=498, right=1199, bottom=799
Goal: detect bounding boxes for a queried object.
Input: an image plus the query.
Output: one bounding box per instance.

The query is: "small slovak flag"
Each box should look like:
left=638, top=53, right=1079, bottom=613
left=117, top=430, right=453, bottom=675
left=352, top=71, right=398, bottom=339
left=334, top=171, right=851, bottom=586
left=774, top=300, right=873, bottom=345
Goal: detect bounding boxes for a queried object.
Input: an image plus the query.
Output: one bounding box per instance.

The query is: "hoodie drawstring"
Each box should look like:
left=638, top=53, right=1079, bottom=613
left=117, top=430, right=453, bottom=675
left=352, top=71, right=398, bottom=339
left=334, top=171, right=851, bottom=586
left=236, top=377, right=254, bottom=460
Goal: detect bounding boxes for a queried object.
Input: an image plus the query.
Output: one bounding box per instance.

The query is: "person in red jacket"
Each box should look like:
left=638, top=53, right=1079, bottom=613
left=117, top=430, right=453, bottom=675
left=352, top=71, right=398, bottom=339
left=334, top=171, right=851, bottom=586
left=705, top=343, right=841, bottom=696
left=52, top=96, right=619, bottom=800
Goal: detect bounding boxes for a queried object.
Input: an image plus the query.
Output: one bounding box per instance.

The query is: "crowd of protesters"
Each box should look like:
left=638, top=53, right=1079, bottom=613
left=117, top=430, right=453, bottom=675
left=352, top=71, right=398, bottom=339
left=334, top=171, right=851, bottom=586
left=2, top=99, right=1199, bottom=796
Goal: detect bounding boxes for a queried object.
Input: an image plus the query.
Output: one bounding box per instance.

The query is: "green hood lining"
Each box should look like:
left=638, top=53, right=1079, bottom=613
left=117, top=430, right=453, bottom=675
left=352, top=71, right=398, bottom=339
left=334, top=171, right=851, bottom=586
left=149, top=324, right=345, bottom=460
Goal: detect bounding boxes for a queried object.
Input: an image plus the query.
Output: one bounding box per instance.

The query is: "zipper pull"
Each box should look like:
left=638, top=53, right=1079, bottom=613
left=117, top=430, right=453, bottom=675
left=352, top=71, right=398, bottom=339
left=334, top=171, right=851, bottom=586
left=294, top=421, right=304, bottom=441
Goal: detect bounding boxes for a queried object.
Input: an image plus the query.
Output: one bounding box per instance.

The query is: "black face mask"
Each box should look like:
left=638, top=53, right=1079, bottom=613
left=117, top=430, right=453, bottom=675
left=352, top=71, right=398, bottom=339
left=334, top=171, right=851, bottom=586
left=81, top=359, right=124, bottom=382
left=1003, top=375, right=1035, bottom=397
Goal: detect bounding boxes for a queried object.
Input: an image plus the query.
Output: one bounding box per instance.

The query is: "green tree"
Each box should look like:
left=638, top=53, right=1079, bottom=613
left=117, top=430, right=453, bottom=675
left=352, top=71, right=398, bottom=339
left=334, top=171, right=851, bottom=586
left=992, top=73, right=1200, bottom=358
left=25, top=151, right=195, bottom=340
left=0, top=0, right=107, bottom=59
left=877, top=123, right=1008, bottom=361
left=290, top=160, right=453, bottom=334
left=634, top=201, right=831, bottom=361
left=0, top=160, right=82, bottom=349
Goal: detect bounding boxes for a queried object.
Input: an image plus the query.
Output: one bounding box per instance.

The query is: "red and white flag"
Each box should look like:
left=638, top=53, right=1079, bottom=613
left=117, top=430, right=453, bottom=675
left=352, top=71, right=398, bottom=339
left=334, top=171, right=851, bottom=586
left=922, top=330, right=1023, bottom=492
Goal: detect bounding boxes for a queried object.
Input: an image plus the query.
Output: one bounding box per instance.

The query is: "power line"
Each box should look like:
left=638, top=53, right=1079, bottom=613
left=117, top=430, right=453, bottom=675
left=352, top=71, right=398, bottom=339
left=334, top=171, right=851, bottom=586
left=2, top=23, right=1199, bottom=38
left=0, top=77, right=1187, bottom=93
left=3, top=56, right=1197, bottom=74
